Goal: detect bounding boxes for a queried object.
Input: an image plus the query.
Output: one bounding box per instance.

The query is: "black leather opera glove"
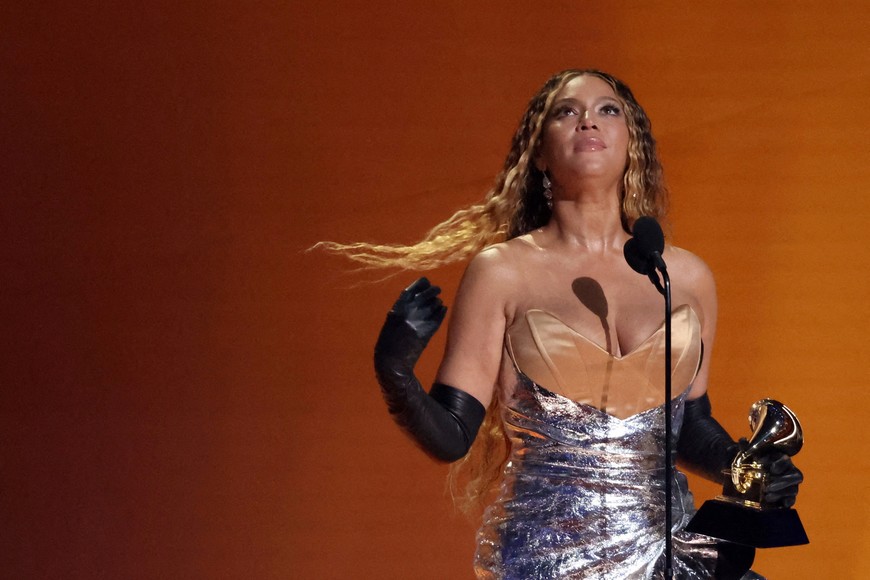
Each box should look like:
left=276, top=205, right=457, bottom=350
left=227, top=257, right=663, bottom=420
left=677, top=394, right=803, bottom=508
left=677, top=393, right=740, bottom=484
left=373, top=277, right=486, bottom=462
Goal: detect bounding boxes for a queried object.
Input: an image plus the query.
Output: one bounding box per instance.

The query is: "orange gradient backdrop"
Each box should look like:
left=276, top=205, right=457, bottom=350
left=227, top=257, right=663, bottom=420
left=2, top=2, right=868, bottom=579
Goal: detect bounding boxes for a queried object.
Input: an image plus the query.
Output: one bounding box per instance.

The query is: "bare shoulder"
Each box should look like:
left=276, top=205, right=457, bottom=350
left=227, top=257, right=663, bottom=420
left=465, top=242, right=514, bottom=275
left=462, top=237, right=531, bottom=287
left=665, top=244, right=715, bottom=292
left=452, top=237, right=535, bottom=328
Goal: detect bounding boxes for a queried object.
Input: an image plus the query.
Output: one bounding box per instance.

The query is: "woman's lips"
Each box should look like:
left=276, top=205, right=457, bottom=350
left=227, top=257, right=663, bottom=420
left=574, top=137, right=606, bottom=151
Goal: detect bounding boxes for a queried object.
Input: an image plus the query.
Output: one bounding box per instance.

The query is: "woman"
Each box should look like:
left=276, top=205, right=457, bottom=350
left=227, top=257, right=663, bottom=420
left=323, top=70, right=801, bottom=579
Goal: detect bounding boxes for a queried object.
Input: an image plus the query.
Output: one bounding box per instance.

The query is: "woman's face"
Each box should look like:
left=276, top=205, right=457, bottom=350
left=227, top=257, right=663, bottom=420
left=536, top=74, right=630, bottom=191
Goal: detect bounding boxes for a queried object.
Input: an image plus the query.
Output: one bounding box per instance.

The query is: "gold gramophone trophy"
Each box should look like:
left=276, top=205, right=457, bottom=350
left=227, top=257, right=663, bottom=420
left=686, top=399, right=809, bottom=548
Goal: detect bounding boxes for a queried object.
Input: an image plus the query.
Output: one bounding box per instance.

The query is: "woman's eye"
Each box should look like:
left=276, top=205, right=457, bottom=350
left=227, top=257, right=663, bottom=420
left=601, top=104, right=621, bottom=116
left=554, top=106, right=578, bottom=118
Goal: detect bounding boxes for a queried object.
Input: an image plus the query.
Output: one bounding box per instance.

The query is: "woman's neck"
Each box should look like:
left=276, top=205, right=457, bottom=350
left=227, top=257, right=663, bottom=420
left=545, top=187, right=626, bottom=252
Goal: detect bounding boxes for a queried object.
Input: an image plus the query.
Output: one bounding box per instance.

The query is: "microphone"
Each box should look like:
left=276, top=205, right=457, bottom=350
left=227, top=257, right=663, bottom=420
left=624, top=216, right=666, bottom=274
left=624, top=215, right=674, bottom=579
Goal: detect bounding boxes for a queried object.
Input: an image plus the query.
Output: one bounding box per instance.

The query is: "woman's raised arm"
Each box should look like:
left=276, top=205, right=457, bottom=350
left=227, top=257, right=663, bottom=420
left=373, top=247, right=513, bottom=462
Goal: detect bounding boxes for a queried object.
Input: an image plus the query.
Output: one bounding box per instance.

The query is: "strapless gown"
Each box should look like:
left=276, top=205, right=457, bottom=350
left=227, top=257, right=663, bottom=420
left=474, top=305, right=760, bottom=579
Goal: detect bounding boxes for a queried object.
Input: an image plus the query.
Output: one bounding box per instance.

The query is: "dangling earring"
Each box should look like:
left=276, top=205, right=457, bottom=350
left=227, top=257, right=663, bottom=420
left=543, top=173, right=553, bottom=209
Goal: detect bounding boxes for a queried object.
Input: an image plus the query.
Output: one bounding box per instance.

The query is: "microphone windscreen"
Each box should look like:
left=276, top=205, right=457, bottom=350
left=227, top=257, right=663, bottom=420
left=623, top=238, right=651, bottom=275
left=632, top=216, right=665, bottom=258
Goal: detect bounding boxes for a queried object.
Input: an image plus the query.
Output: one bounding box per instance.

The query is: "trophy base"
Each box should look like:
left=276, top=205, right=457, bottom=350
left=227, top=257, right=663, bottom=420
left=686, top=499, right=809, bottom=548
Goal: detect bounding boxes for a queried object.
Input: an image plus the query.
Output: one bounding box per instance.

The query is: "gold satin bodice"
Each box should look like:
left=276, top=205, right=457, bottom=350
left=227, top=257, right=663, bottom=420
left=505, top=304, right=702, bottom=420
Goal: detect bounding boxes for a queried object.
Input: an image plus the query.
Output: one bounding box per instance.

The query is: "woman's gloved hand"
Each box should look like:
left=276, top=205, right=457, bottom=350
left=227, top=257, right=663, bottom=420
left=373, top=277, right=485, bottom=462
left=738, top=439, right=804, bottom=508
left=374, top=277, right=447, bottom=405
left=678, top=395, right=804, bottom=508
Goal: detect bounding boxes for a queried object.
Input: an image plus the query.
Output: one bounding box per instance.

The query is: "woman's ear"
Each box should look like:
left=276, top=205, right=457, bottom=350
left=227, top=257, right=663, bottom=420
left=533, top=135, right=548, bottom=172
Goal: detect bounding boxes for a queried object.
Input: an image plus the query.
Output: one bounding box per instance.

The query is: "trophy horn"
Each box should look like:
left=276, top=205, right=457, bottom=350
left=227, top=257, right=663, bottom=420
left=732, top=399, right=803, bottom=488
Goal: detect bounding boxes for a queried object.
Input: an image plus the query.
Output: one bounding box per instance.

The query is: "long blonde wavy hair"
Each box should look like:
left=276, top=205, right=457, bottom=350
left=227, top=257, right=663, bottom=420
left=319, top=69, right=669, bottom=513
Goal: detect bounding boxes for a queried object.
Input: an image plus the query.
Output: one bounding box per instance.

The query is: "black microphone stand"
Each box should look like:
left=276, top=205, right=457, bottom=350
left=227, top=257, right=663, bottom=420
left=646, top=253, right=673, bottom=580
left=650, top=252, right=674, bottom=580
left=624, top=217, right=674, bottom=579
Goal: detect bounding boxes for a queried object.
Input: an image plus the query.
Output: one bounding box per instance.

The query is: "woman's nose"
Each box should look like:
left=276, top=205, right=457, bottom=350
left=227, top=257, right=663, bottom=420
left=579, top=110, right=597, bottom=130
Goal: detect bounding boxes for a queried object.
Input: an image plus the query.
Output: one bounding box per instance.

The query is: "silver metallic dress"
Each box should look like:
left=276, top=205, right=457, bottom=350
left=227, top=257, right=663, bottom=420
left=474, top=306, right=761, bottom=579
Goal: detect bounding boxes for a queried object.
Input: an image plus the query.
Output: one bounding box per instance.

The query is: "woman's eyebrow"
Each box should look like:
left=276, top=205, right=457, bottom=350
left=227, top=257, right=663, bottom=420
left=553, top=96, right=621, bottom=105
